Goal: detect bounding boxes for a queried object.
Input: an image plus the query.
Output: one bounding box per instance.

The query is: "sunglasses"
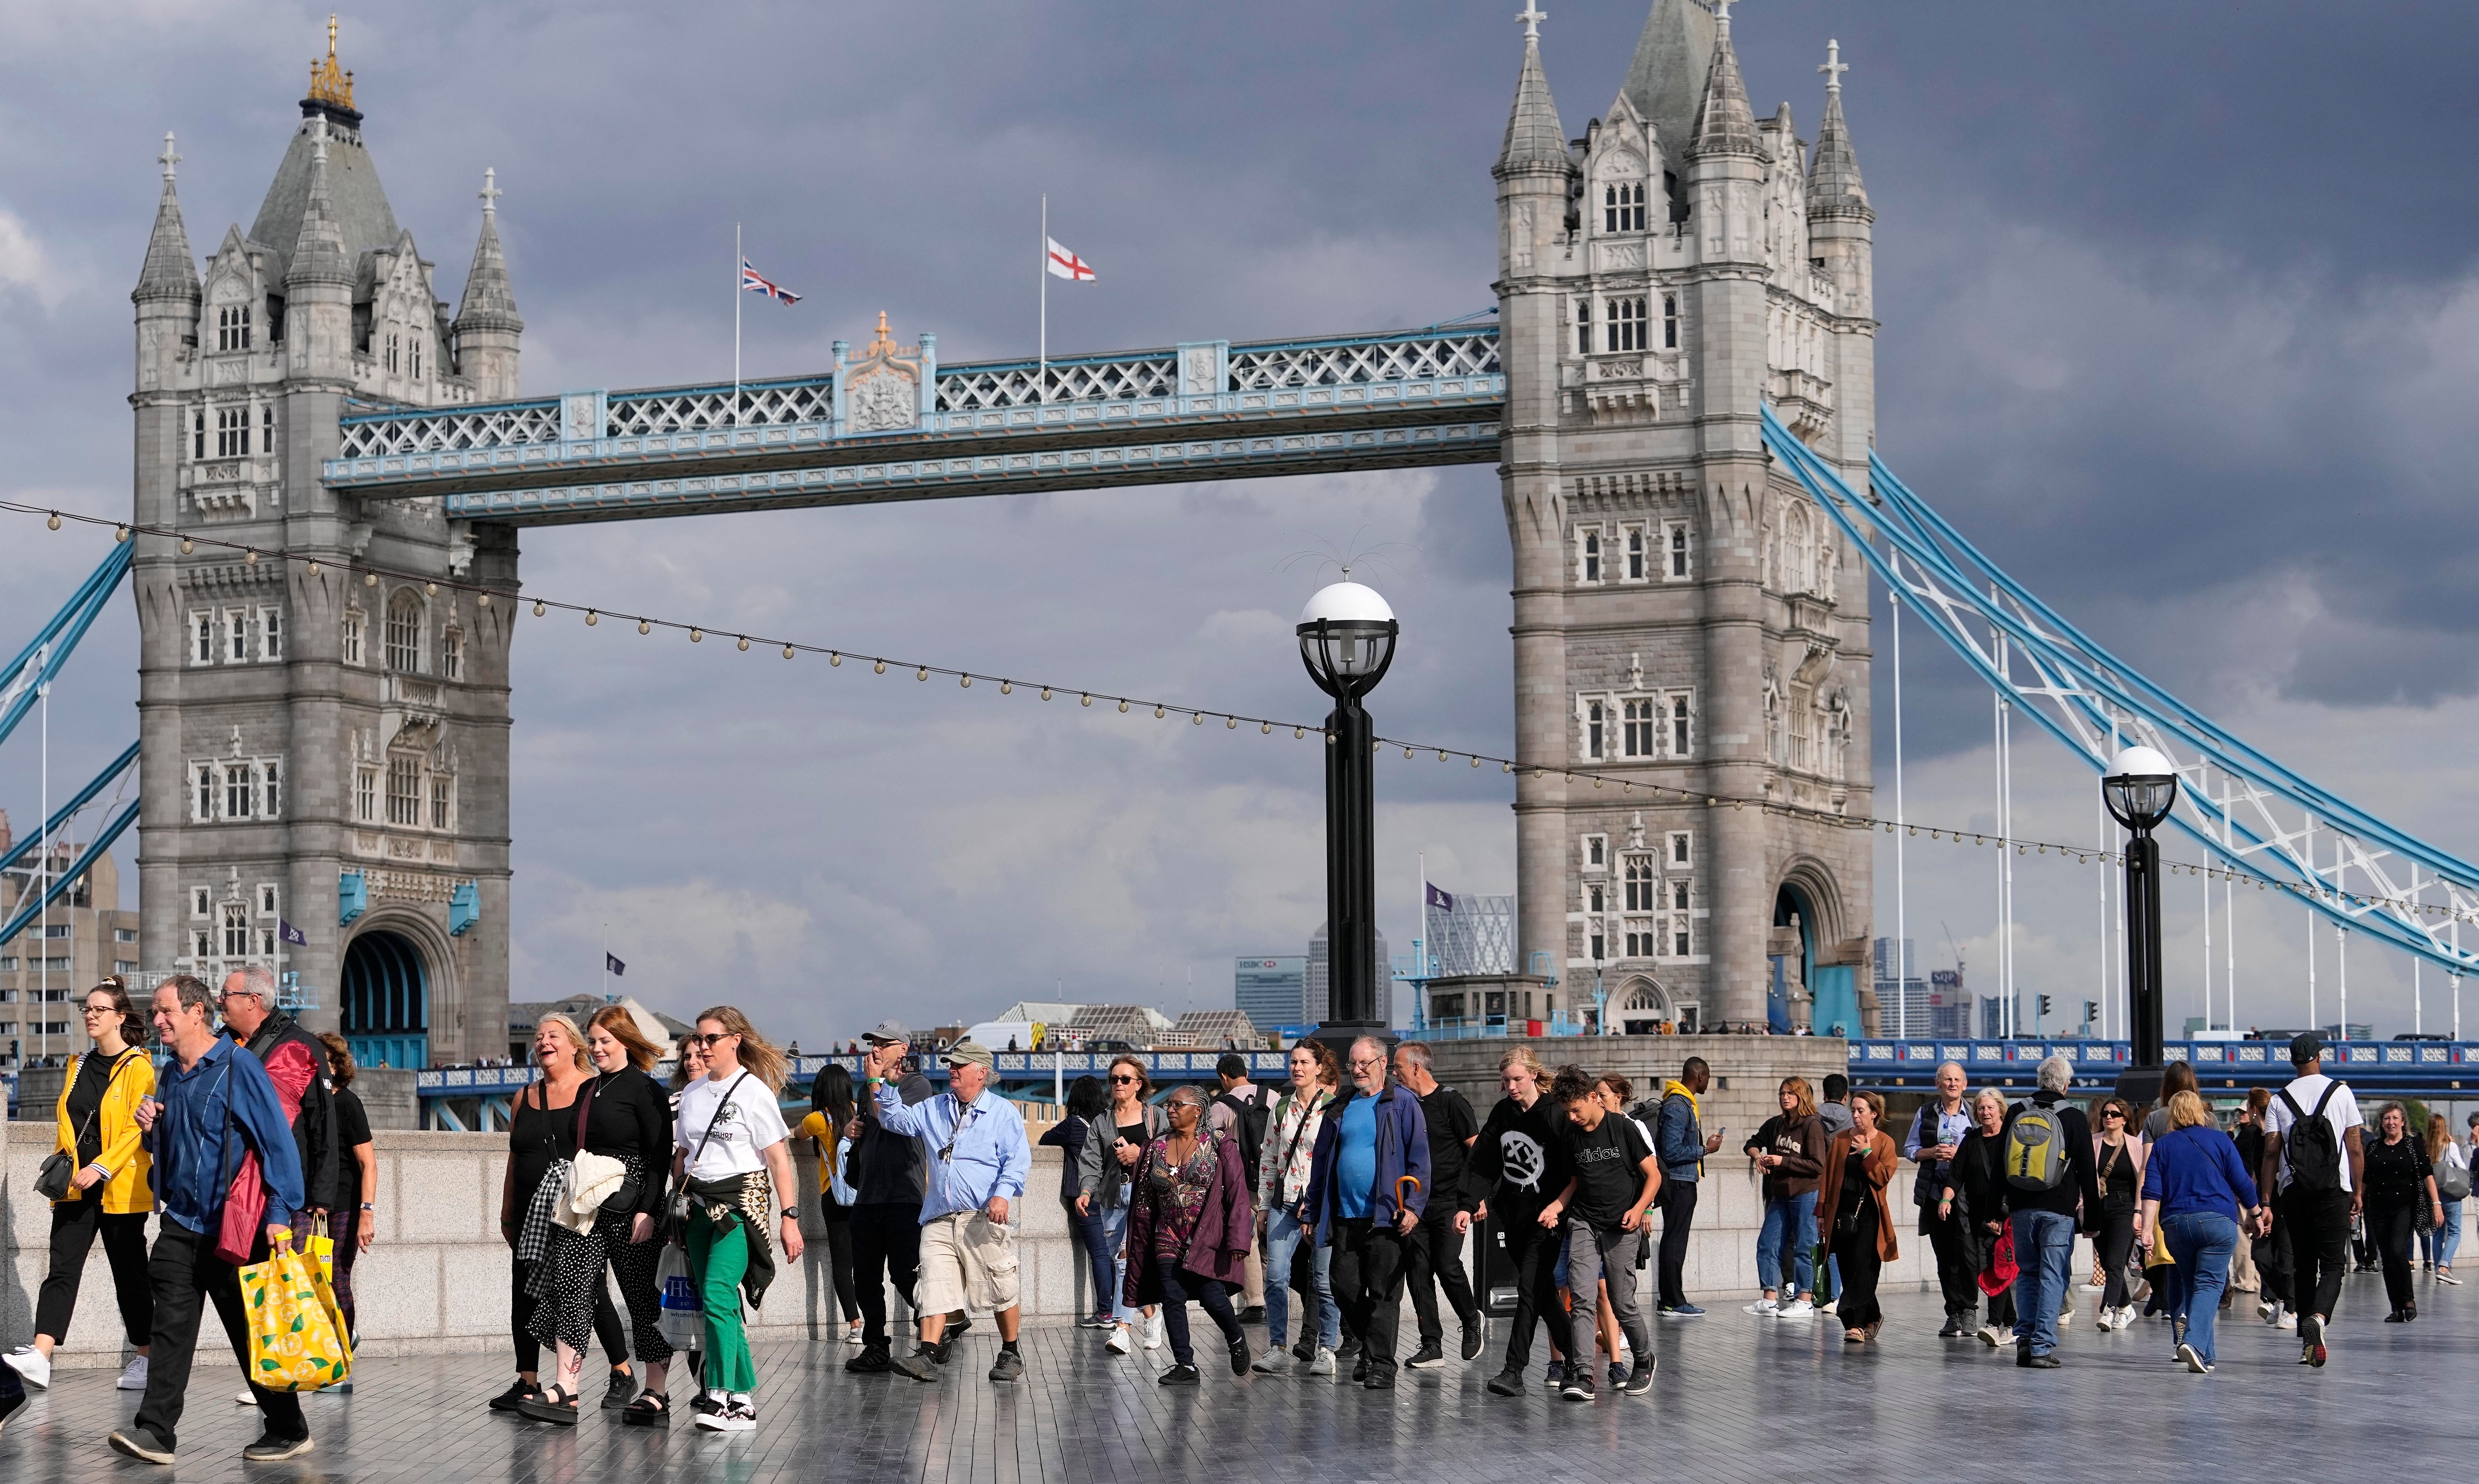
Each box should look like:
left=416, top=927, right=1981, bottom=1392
left=1110, top=1073, right=1139, bottom=1084
left=695, top=1031, right=737, bottom=1047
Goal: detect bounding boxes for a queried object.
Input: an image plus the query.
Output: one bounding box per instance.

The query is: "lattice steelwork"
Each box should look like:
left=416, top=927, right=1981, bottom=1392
left=1762, top=405, right=2479, bottom=978
left=607, top=380, right=833, bottom=437
left=1228, top=333, right=1499, bottom=390
left=336, top=399, right=562, bottom=458
left=937, top=355, right=1177, bottom=412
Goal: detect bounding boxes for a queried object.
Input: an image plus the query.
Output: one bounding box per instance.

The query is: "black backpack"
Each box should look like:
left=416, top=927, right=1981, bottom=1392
left=1215, top=1089, right=1273, bottom=1190
left=2278, top=1082, right=2345, bottom=1196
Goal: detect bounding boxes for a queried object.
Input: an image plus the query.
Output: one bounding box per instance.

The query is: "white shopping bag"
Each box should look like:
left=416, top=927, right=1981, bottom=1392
left=656, top=1242, right=705, bottom=1353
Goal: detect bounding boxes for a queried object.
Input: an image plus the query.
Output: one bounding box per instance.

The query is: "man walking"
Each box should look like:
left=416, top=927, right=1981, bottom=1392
left=1391, top=1041, right=1484, bottom=1366
left=1651, top=1057, right=1723, bottom=1317
left=2259, top=1033, right=2363, bottom=1368
left=1538, top=1066, right=1658, bottom=1400
left=1207, top=1052, right=1275, bottom=1322
left=846, top=1022, right=937, bottom=1373
left=107, top=976, right=309, bottom=1466
left=216, top=965, right=338, bottom=1226
left=1304, top=1036, right=1430, bottom=1389
left=1905, top=1061, right=1978, bottom=1337
left=1991, top=1055, right=2101, bottom=1368
left=873, top=1043, right=1034, bottom=1384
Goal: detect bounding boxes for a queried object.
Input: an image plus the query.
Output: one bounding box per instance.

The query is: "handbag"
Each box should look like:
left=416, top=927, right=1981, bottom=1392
left=670, top=1073, right=751, bottom=1229
left=2441, top=1150, right=2473, bottom=1203
left=36, top=1050, right=141, bottom=1202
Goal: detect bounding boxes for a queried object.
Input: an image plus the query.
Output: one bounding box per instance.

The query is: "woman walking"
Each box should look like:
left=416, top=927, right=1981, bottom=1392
left=1079, top=1055, right=1167, bottom=1356
left=1038, top=1075, right=1119, bottom=1328
left=1741, top=1077, right=1827, bottom=1319
left=2431, top=1112, right=2468, bottom=1285
left=1817, top=1089, right=1898, bottom=1343
left=796, top=1064, right=866, bottom=1346
left=1122, top=1086, right=1256, bottom=1384
left=2139, top=1090, right=2261, bottom=1373
left=2089, top=1099, right=2146, bottom=1331
left=492, top=1015, right=629, bottom=1415
left=672, top=1006, right=804, bottom=1432
left=1946, top=1089, right=2017, bottom=1348
left=1470, top=1045, right=1574, bottom=1395
left=1254, top=1040, right=1341, bottom=1374
left=315, top=1035, right=378, bottom=1360
left=2362, top=1101, right=2443, bottom=1322
left=4, top=980, right=155, bottom=1395
left=2138, top=1062, right=2200, bottom=1320
left=518, top=1006, right=677, bottom=1426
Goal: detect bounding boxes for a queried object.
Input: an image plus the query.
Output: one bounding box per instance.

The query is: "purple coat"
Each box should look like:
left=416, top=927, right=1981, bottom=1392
left=1120, top=1129, right=1256, bottom=1305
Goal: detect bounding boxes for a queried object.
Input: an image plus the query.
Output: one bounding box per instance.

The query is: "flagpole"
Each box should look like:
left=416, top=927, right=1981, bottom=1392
left=733, top=223, right=742, bottom=429
left=1038, top=195, right=1047, bottom=404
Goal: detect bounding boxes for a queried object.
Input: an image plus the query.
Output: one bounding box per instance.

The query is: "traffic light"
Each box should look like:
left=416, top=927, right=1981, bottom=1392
left=2037, top=994, right=2053, bottom=1018
left=2084, top=1000, right=2100, bottom=1028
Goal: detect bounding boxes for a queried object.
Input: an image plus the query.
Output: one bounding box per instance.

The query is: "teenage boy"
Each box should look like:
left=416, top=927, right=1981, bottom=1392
left=1536, top=1066, right=1658, bottom=1401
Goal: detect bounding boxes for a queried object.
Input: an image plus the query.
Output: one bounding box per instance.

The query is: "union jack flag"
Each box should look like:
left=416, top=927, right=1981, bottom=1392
left=740, top=259, right=802, bottom=305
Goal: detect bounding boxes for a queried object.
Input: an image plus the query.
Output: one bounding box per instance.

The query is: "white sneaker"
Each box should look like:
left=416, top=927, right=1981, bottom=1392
left=2277, top=1307, right=2298, bottom=1331
left=117, top=1356, right=149, bottom=1391
left=1975, top=1325, right=2002, bottom=1347
left=2057, top=1303, right=2074, bottom=1327
left=1142, top=1312, right=1164, bottom=1350
left=236, top=1389, right=258, bottom=1406
left=1776, top=1299, right=1816, bottom=1320
left=846, top=1324, right=865, bottom=1347
left=3, top=1347, right=49, bottom=1390
left=1817, top=1299, right=1838, bottom=1315
left=1105, top=1323, right=1133, bottom=1356
left=1307, top=1346, right=1337, bottom=1376
left=2095, top=1308, right=2115, bottom=1332
left=1742, top=1299, right=1779, bottom=1317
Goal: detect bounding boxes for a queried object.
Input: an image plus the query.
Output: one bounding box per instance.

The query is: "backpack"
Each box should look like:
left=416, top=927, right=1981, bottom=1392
left=1214, top=1089, right=1273, bottom=1190
left=2003, top=1101, right=2071, bottom=1192
left=2277, top=1083, right=2344, bottom=1196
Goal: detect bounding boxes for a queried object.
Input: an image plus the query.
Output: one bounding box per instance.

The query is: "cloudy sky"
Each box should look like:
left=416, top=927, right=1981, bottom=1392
left=5, top=0, right=2478, bottom=1044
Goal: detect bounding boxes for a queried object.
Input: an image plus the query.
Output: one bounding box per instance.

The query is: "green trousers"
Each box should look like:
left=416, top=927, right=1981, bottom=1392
left=686, top=1209, right=753, bottom=1393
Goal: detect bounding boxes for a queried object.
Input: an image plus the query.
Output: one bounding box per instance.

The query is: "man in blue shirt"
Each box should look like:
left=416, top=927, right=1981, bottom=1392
left=1303, top=1036, right=1430, bottom=1389
left=870, top=1041, right=1032, bottom=1384
left=109, top=975, right=309, bottom=1468
left=1904, top=1061, right=1978, bottom=1337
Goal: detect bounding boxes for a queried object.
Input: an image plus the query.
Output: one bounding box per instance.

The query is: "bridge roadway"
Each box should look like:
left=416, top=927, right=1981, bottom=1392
left=322, top=326, right=1506, bottom=526
left=3, top=1277, right=2459, bottom=1481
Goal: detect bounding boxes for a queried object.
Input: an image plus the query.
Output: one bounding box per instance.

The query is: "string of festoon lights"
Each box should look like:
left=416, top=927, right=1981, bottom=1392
left=17, top=499, right=2476, bottom=926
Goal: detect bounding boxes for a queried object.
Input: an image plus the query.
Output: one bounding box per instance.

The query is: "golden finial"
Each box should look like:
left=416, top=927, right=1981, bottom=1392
left=308, top=14, right=355, bottom=110
left=869, top=311, right=893, bottom=353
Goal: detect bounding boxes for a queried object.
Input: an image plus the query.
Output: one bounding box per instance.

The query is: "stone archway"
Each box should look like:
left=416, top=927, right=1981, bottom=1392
left=342, top=925, right=431, bottom=1069
left=1617, top=975, right=1675, bottom=1036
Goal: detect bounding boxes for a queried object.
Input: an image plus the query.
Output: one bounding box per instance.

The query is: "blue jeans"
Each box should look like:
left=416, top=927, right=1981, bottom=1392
left=1756, top=1193, right=1817, bottom=1296
left=1100, top=1200, right=1144, bottom=1325
left=1066, top=1197, right=1115, bottom=1318
left=2441, top=1200, right=2465, bottom=1270
left=2009, top=1209, right=2076, bottom=1356
left=1262, top=1208, right=1339, bottom=1350
left=2163, top=1211, right=2237, bottom=1366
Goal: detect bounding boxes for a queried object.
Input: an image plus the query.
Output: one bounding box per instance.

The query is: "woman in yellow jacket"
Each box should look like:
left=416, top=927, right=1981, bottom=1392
left=1, top=979, right=156, bottom=1393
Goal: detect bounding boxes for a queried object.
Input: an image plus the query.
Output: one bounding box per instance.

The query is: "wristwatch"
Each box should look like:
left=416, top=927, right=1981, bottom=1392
left=360, top=1202, right=375, bottom=1212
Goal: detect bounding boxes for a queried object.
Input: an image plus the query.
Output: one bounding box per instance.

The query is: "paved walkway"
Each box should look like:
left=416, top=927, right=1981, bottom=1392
left=2, top=1270, right=2463, bottom=1483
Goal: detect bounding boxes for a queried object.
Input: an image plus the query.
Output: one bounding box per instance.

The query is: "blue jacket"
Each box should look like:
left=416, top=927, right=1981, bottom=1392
left=1655, top=1091, right=1704, bottom=1181
left=2141, top=1125, right=2261, bottom=1222
left=1303, top=1081, right=1429, bottom=1245
left=146, top=1037, right=306, bottom=1238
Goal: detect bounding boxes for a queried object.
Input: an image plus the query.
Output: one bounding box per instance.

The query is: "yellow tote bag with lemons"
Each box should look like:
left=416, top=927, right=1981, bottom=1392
left=240, top=1228, right=352, bottom=1392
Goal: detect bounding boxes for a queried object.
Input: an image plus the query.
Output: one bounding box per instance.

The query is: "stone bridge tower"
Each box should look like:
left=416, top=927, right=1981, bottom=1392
left=1496, top=0, right=1877, bottom=1032
left=129, top=27, right=518, bottom=1065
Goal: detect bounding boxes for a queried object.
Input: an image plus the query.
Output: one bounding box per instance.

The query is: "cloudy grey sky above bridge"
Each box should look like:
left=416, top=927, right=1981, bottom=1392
left=5, top=1, right=2477, bottom=1040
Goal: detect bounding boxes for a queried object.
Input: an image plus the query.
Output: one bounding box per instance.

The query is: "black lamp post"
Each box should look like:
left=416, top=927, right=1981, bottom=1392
left=2103, top=744, right=2179, bottom=1108
left=1298, top=578, right=1398, bottom=1044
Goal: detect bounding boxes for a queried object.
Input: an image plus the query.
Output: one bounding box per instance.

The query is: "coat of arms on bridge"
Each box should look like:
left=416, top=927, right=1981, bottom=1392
left=835, top=312, right=931, bottom=434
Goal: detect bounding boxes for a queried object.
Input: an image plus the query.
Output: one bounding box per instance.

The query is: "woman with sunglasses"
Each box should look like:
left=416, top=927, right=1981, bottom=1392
left=1078, top=1056, right=1166, bottom=1356
left=2089, top=1098, right=2148, bottom=1331
left=671, top=1008, right=804, bottom=1432
left=493, top=1015, right=630, bottom=1415
left=1254, top=1039, right=1341, bottom=1374
left=4, top=980, right=155, bottom=1395
left=1122, top=1086, right=1255, bottom=1384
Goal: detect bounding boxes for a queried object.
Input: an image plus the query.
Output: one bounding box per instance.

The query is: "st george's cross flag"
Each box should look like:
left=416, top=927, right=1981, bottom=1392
left=1045, top=238, right=1095, bottom=282
left=741, top=259, right=802, bottom=304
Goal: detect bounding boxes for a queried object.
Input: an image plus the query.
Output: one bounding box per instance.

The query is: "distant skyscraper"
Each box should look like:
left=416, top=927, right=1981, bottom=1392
left=1234, top=956, right=1308, bottom=1028
left=1307, top=923, right=1392, bottom=1027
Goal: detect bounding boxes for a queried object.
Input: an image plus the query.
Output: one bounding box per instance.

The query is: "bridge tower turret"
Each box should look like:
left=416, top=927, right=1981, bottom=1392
left=1491, top=0, right=1876, bottom=1035
left=128, top=23, right=518, bottom=1067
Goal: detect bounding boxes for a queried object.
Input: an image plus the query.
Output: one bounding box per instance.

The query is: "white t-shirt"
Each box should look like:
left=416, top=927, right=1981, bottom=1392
left=2265, top=1072, right=2360, bottom=1193
left=674, top=1072, right=791, bottom=1180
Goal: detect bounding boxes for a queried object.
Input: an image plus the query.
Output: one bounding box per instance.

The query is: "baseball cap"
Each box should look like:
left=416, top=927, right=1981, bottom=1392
left=942, top=1040, right=993, bottom=1070
left=2288, top=1031, right=2324, bottom=1066
left=861, top=1020, right=912, bottom=1047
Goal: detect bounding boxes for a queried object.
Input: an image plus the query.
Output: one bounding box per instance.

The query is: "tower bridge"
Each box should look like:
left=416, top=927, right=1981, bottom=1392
left=118, top=0, right=1883, bottom=1067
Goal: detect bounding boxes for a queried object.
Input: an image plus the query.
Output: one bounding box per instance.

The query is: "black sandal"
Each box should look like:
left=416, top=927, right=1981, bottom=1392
left=516, top=1384, right=581, bottom=1426
left=620, top=1391, right=670, bottom=1428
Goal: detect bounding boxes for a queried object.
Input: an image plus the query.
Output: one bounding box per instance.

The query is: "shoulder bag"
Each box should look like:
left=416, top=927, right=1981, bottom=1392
left=668, top=1072, right=752, bottom=1232
left=36, top=1050, right=141, bottom=1202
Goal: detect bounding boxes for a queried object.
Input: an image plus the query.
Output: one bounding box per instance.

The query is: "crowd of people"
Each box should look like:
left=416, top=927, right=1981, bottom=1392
left=5, top=995, right=2469, bottom=1458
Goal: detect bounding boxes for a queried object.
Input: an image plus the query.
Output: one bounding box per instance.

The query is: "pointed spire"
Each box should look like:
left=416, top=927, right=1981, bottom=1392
left=453, top=168, right=523, bottom=334
left=1808, top=39, right=1870, bottom=218
left=1617, top=0, right=1716, bottom=160
left=1688, top=0, right=1760, bottom=160
left=1495, top=4, right=1568, bottom=176
left=284, top=120, right=352, bottom=288
left=133, top=131, right=200, bottom=302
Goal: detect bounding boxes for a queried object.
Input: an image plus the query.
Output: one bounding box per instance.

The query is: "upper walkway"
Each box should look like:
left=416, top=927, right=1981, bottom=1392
left=321, top=325, right=1505, bottom=526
